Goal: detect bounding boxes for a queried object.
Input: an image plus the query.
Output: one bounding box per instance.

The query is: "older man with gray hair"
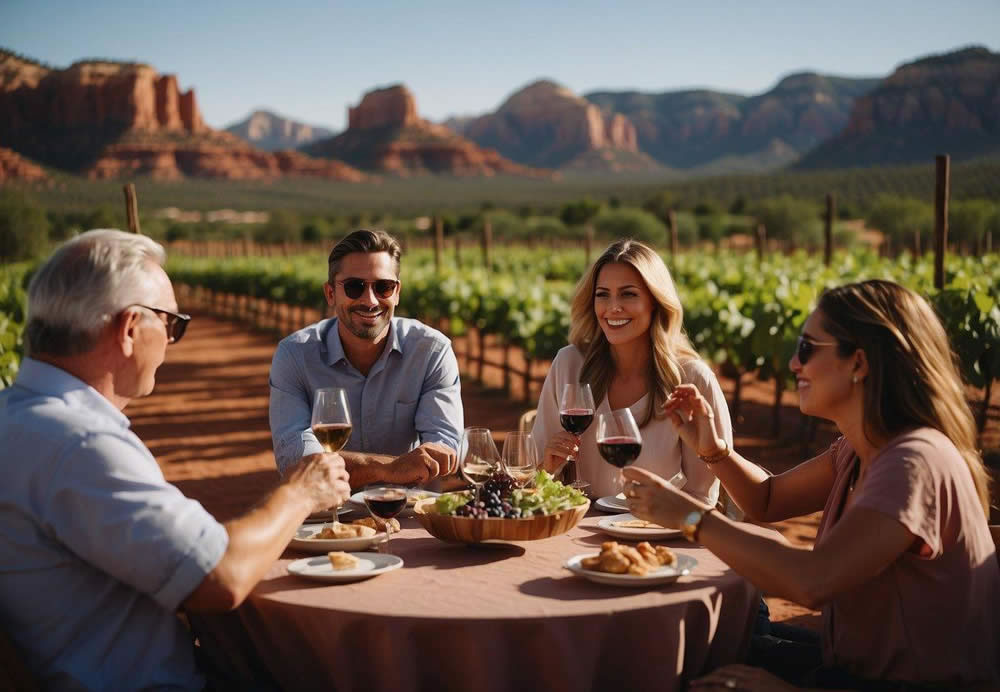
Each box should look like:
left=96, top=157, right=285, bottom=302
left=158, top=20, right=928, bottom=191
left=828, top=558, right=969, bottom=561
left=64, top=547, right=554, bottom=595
left=0, top=230, right=351, bottom=691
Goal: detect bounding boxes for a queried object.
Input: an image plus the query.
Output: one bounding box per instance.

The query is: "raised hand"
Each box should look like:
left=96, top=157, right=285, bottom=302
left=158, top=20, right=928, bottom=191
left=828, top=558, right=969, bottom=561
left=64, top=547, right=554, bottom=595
left=286, top=452, right=352, bottom=513
left=662, top=384, right=725, bottom=458
left=390, top=442, right=456, bottom=485
left=622, top=466, right=705, bottom=528
left=541, top=431, right=580, bottom=474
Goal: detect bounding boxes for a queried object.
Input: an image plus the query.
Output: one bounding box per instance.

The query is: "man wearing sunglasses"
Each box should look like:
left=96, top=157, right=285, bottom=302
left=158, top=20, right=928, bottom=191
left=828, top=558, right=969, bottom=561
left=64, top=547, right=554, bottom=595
left=0, top=230, right=351, bottom=690
left=269, top=229, right=463, bottom=487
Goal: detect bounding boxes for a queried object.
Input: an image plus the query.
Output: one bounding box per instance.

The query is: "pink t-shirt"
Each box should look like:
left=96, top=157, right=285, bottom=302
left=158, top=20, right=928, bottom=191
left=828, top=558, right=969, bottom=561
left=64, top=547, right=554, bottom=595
left=815, top=429, right=1000, bottom=685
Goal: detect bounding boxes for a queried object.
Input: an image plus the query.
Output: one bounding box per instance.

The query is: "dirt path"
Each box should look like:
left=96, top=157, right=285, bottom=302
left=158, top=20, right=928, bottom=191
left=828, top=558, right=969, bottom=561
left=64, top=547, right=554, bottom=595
left=130, top=311, right=850, bottom=628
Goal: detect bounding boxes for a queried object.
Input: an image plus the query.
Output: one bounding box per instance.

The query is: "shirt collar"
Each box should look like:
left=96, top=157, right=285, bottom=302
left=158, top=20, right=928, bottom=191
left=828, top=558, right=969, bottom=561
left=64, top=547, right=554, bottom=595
left=15, top=358, right=131, bottom=430
left=321, top=317, right=403, bottom=368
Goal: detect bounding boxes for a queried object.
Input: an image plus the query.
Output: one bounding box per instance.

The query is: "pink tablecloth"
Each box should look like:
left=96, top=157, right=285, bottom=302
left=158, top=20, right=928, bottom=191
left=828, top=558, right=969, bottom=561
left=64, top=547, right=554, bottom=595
left=192, top=509, right=761, bottom=692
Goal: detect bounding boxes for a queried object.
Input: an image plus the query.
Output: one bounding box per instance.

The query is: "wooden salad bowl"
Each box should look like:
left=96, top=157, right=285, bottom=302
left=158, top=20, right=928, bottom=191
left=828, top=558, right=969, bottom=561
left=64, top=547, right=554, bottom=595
left=413, top=497, right=590, bottom=543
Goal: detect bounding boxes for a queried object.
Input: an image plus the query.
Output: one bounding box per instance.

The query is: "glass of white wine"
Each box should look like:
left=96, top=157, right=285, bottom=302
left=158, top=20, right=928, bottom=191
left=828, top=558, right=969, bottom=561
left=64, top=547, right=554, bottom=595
left=459, top=427, right=500, bottom=502
left=311, top=387, right=352, bottom=453
left=501, top=432, right=538, bottom=488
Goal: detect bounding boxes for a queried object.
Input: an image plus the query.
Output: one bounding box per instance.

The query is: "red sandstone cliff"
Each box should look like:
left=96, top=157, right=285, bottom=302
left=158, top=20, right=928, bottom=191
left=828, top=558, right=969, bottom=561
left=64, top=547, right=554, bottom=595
left=0, top=49, right=364, bottom=181
left=306, top=85, right=552, bottom=178
left=453, top=80, right=638, bottom=169
left=0, top=147, right=47, bottom=182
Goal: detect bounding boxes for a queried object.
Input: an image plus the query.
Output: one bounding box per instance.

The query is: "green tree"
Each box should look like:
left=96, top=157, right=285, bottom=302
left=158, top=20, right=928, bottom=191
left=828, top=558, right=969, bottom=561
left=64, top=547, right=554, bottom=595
left=559, top=199, right=602, bottom=228
left=751, top=196, right=823, bottom=248
left=865, top=195, right=933, bottom=252
left=0, top=189, right=49, bottom=261
left=253, top=210, right=302, bottom=244
left=592, top=207, right=667, bottom=245
left=950, top=199, right=995, bottom=250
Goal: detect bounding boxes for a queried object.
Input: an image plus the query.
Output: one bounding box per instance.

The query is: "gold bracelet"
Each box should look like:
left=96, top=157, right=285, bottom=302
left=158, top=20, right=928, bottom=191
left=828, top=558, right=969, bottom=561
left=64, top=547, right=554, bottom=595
left=698, top=439, right=730, bottom=465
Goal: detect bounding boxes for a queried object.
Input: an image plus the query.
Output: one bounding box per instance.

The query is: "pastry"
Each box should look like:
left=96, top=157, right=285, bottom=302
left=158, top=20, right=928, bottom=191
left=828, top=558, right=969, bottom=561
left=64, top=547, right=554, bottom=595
left=581, top=540, right=676, bottom=575
left=327, top=551, right=359, bottom=570
left=313, top=522, right=371, bottom=539
left=353, top=517, right=400, bottom=533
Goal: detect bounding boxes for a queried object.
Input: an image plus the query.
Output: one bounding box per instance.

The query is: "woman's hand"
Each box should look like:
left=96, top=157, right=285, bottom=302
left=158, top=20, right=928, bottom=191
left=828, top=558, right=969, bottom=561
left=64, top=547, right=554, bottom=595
left=689, top=664, right=801, bottom=691
left=663, top=384, right=725, bottom=457
left=622, top=466, right=707, bottom=528
left=541, top=431, right=580, bottom=474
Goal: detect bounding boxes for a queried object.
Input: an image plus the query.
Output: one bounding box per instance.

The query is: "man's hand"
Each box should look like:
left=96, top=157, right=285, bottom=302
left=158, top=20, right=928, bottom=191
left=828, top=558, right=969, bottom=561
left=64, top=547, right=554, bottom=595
left=389, top=443, right=457, bottom=485
left=284, top=452, right=352, bottom=513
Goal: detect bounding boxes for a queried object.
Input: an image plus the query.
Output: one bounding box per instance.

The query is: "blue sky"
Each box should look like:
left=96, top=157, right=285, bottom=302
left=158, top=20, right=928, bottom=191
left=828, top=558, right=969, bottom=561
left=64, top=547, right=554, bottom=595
left=2, top=0, right=998, bottom=131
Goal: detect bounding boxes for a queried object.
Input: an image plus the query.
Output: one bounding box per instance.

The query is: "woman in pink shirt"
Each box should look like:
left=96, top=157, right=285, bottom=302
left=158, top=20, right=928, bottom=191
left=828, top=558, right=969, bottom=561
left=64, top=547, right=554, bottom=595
left=625, top=280, right=999, bottom=690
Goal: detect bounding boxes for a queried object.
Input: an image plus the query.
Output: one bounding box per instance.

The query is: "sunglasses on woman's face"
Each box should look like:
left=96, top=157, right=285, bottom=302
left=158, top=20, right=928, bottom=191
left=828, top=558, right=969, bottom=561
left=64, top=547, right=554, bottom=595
left=796, top=335, right=838, bottom=365
left=336, top=278, right=399, bottom=300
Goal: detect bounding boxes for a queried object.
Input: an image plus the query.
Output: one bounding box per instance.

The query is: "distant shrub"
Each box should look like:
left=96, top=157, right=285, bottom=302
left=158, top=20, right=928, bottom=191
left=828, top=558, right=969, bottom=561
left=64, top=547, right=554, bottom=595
left=949, top=199, right=996, bottom=249
left=592, top=207, right=667, bottom=245
left=253, top=210, right=302, bottom=244
left=750, top=196, right=823, bottom=248
left=865, top=194, right=933, bottom=252
left=0, top=189, right=49, bottom=262
left=559, top=199, right=602, bottom=227
left=526, top=216, right=570, bottom=239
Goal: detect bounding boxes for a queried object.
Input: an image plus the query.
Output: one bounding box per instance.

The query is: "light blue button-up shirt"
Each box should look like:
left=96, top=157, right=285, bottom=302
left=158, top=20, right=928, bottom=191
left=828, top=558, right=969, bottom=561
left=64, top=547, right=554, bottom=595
left=0, top=359, right=229, bottom=691
left=268, top=316, right=463, bottom=475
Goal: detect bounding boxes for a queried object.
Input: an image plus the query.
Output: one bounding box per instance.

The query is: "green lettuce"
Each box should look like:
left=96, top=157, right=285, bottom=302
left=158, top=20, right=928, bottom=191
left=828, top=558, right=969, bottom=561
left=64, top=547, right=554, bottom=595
left=434, top=492, right=471, bottom=514
left=511, top=470, right=587, bottom=516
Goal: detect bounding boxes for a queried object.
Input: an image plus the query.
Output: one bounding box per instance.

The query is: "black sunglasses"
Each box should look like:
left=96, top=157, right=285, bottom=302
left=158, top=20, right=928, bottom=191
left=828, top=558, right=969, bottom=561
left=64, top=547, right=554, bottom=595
left=336, top=278, right=399, bottom=300
left=132, top=305, right=191, bottom=344
left=796, top=335, right=838, bottom=365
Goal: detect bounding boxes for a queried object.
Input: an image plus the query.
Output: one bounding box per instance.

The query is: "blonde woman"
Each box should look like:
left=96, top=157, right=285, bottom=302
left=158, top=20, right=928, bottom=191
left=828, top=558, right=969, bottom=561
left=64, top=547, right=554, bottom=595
left=626, top=280, right=1000, bottom=690
left=531, top=239, right=730, bottom=506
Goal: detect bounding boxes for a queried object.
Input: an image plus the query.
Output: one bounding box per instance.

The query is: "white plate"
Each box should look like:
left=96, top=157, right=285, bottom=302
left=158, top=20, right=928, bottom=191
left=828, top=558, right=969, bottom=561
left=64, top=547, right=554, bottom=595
left=304, top=506, right=353, bottom=523
left=287, top=553, right=403, bottom=583
left=289, top=523, right=386, bottom=553
left=597, top=513, right=682, bottom=540
left=564, top=553, right=697, bottom=587
left=595, top=495, right=629, bottom=513
left=348, top=488, right=441, bottom=514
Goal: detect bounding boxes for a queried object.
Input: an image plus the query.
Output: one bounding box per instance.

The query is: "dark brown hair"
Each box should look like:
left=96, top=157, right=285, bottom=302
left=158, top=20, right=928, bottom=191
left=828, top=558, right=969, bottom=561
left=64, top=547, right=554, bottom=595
left=327, top=229, right=402, bottom=284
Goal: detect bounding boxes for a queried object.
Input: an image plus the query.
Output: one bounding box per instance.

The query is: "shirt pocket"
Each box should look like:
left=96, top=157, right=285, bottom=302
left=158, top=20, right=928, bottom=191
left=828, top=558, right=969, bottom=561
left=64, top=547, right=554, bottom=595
left=394, top=398, right=419, bottom=426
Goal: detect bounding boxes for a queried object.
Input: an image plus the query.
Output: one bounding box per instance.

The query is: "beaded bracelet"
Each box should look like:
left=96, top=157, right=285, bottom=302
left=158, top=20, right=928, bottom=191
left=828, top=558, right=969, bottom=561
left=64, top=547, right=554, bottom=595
left=698, top=440, right=731, bottom=465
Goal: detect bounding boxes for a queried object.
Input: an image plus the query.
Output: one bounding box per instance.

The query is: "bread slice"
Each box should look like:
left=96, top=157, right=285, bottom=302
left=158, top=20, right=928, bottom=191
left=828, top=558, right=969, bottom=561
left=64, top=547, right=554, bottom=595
left=327, top=551, right=360, bottom=570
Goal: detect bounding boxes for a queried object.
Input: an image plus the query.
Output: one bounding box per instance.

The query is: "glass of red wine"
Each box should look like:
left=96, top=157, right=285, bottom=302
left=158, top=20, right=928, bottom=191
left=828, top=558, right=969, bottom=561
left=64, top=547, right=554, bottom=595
left=558, top=383, right=595, bottom=482
left=595, top=408, right=642, bottom=492
left=362, top=486, right=407, bottom=554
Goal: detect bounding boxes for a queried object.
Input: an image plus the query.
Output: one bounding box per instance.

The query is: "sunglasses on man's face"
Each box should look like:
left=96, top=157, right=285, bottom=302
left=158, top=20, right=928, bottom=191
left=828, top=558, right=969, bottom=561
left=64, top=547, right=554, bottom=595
left=131, top=305, right=191, bottom=344
left=336, top=278, right=399, bottom=300
left=795, top=335, right=838, bottom=365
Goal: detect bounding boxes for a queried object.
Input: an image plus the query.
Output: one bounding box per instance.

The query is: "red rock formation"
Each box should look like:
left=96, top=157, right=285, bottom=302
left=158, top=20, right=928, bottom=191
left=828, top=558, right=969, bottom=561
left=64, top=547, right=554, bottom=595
left=0, top=147, right=47, bottom=182
left=348, top=85, right=420, bottom=130
left=0, top=49, right=361, bottom=180
left=307, top=85, right=552, bottom=178
left=458, top=80, right=638, bottom=168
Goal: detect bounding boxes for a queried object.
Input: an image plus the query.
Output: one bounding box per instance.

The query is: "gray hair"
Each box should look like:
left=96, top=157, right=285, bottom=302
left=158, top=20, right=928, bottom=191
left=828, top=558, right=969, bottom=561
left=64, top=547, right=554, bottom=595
left=26, top=229, right=167, bottom=357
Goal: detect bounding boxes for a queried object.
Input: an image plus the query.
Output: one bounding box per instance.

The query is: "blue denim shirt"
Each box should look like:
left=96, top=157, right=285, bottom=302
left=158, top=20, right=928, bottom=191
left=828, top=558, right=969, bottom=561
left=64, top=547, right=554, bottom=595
left=0, top=359, right=228, bottom=691
left=268, top=317, right=463, bottom=475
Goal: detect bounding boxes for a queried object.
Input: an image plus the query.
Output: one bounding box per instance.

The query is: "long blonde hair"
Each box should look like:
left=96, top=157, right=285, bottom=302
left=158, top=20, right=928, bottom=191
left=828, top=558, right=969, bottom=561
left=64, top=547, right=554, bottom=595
left=568, top=239, right=700, bottom=426
left=818, top=280, right=990, bottom=516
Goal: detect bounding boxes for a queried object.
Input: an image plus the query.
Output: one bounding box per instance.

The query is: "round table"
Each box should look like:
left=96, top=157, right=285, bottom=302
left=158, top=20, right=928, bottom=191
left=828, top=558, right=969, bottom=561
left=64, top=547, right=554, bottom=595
left=192, top=509, right=761, bottom=692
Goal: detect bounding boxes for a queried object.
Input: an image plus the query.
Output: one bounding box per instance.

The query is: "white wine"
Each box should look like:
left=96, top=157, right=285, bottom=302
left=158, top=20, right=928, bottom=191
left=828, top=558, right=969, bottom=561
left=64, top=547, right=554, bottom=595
left=314, top=424, right=352, bottom=453
left=463, top=460, right=495, bottom=485
left=508, top=467, right=534, bottom=486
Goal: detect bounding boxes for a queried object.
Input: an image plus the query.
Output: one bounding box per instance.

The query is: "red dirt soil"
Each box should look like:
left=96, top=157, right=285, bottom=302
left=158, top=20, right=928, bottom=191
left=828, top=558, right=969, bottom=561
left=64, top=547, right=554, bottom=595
left=131, top=310, right=999, bottom=630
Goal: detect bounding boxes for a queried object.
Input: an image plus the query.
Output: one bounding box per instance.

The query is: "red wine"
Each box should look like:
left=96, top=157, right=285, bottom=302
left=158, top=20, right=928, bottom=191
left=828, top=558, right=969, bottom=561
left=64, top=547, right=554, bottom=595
left=597, top=437, right=642, bottom=468
left=560, top=408, right=594, bottom=435
left=365, top=492, right=407, bottom=519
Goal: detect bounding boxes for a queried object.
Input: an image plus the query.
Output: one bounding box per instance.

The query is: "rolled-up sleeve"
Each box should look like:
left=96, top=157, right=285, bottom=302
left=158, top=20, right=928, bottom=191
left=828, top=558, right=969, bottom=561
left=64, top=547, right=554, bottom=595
left=414, top=342, right=463, bottom=452
left=43, top=434, right=229, bottom=611
left=269, top=340, right=323, bottom=475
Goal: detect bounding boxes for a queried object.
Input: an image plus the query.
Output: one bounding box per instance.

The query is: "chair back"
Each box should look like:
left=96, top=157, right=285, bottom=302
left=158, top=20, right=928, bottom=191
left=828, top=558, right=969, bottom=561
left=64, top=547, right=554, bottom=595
left=518, top=409, right=537, bottom=434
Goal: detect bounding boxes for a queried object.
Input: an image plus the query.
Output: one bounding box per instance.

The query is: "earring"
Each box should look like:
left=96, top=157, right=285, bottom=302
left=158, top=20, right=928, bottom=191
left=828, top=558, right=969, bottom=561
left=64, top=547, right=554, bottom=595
left=852, top=376, right=858, bottom=384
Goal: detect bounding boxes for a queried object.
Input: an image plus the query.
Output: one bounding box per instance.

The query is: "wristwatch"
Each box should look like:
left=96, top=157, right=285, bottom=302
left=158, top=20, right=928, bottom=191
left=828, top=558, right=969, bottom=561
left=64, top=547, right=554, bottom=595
left=681, top=508, right=713, bottom=543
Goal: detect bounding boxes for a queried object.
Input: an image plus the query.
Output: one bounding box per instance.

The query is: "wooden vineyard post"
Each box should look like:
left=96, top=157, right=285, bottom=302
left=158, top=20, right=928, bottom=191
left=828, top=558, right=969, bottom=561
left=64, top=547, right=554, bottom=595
left=454, top=233, right=462, bottom=269
left=481, top=218, right=493, bottom=271
left=123, top=184, right=141, bottom=234
left=934, top=154, right=950, bottom=290
left=667, top=210, right=678, bottom=259
left=584, top=225, right=594, bottom=265
left=824, top=193, right=835, bottom=266
left=434, top=216, right=444, bottom=273
left=755, top=223, right=767, bottom=263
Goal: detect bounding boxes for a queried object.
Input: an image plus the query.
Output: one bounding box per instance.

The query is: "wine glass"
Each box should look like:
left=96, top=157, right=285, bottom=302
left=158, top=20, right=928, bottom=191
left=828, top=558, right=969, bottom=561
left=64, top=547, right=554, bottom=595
left=459, top=427, right=500, bottom=502
left=558, top=383, right=595, bottom=481
left=501, top=431, right=538, bottom=488
left=596, top=408, right=642, bottom=492
left=310, top=387, right=352, bottom=515
left=310, top=388, right=352, bottom=453
left=362, top=486, right=407, bottom=554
